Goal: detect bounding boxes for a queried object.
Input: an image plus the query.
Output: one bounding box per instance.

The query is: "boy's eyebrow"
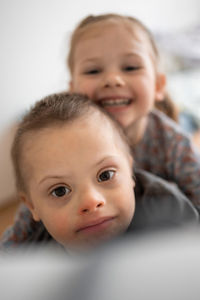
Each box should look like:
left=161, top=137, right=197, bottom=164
left=94, top=155, right=119, bottom=167
left=38, top=156, right=119, bottom=185
left=38, top=175, right=69, bottom=185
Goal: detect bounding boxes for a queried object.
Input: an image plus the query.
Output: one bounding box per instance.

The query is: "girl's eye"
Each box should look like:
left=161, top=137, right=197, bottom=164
left=98, top=170, right=115, bottom=182
left=124, top=66, right=140, bottom=72
left=85, top=69, right=100, bottom=75
left=51, top=186, right=71, bottom=198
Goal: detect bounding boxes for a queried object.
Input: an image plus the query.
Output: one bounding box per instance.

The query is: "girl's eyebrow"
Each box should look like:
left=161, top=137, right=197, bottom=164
left=80, top=52, right=142, bottom=65
left=123, top=52, right=141, bottom=58
left=80, top=57, right=101, bottom=64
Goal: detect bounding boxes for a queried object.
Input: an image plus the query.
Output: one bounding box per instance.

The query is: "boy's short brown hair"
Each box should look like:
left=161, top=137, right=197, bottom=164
left=12, top=92, right=132, bottom=192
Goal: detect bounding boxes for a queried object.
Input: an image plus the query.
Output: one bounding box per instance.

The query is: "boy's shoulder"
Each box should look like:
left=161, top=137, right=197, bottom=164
left=129, top=168, right=199, bottom=231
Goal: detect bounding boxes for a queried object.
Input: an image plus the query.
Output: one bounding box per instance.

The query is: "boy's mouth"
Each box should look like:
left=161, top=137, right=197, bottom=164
left=76, top=216, right=116, bottom=234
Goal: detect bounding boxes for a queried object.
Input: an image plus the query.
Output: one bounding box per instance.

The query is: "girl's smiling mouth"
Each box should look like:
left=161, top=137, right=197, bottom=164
left=100, top=98, right=132, bottom=107
left=96, top=96, right=134, bottom=113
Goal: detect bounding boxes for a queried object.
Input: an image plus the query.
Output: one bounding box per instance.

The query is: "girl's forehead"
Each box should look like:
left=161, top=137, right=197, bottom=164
left=73, top=19, right=157, bottom=69
left=78, top=19, right=145, bottom=42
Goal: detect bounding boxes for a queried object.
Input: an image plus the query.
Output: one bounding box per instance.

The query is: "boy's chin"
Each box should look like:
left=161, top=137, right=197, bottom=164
left=63, top=241, right=102, bottom=255
left=63, top=234, right=119, bottom=254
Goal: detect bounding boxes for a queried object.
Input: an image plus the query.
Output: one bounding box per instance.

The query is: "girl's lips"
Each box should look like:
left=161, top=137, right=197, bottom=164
left=97, top=98, right=134, bottom=113
left=76, top=216, right=116, bottom=234
left=100, top=98, right=132, bottom=107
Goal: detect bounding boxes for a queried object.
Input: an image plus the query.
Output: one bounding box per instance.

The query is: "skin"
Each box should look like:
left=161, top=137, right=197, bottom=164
left=70, top=21, right=166, bottom=143
left=20, top=112, right=135, bottom=252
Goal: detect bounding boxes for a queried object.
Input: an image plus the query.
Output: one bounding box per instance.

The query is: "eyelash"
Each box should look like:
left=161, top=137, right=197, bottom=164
left=84, top=69, right=101, bottom=75
left=123, top=66, right=140, bottom=72
left=50, top=185, right=71, bottom=198
left=84, top=66, right=140, bottom=75
left=97, top=169, right=116, bottom=182
left=49, top=169, right=116, bottom=198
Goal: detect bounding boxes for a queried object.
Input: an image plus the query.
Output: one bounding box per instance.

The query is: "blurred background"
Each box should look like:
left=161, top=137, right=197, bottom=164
left=0, top=0, right=200, bottom=233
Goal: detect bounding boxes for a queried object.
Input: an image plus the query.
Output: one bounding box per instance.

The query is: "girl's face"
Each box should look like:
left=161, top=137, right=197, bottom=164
left=21, top=113, right=135, bottom=252
left=70, top=22, right=165, bottom=129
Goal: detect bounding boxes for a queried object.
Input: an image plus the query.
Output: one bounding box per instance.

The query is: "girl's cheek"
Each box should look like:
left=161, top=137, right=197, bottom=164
left=77, top=81, right=89, bottom=93
left=82, top=85, right=95, bottom=99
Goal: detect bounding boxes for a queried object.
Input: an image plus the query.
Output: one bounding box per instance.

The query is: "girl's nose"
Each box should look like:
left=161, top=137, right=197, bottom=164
left=102, top=72, right=125, bottom=88
left=78, top=188, right=106, bottom=215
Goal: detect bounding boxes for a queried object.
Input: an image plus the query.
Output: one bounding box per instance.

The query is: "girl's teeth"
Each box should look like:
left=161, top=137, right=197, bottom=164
left=101, top=99, right=131, bottom=107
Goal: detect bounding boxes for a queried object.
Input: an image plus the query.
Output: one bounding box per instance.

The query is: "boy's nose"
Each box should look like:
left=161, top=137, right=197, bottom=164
left=78, top=188, right=106, bottom=215
left=102, top=72, right=125, bottom=88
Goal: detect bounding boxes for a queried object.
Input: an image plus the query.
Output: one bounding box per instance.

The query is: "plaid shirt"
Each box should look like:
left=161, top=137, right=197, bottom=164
left=130, top=109, right=200, bottom=210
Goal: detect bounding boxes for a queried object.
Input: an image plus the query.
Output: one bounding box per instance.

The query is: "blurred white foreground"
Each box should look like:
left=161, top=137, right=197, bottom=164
left=1, top=227, right=200, bottom=300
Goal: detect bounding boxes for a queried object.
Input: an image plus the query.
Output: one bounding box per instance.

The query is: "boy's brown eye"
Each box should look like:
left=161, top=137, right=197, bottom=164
left=98, top=170, right=115, bottom=182
left=51, top=186, right=71, bottom=197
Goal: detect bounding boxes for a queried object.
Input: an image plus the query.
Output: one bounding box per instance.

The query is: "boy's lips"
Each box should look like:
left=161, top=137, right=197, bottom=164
left=76, top=216, right=116, bottom=233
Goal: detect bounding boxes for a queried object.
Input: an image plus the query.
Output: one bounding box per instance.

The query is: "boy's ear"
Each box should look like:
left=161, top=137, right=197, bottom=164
left=127, top=154, right=135, bottom=187
left=155, top=73, right=166, bottom=102
left=19, top=192, right=41, bottom=222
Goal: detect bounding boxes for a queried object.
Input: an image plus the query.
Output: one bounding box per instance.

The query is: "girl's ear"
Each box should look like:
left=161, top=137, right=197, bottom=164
left=19, top=192, right=41, bottom=222
left=69, top=80, right=74, bottom=92
left=155, top=73, right=166, bottom=102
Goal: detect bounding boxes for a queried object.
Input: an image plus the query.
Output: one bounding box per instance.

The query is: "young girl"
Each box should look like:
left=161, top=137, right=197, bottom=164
left=1, top=93, right=197, bottom=251
left=67, top=13, right=200, bottom=210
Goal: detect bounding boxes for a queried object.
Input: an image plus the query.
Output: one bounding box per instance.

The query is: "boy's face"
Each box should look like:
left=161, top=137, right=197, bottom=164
left=21, top=113, right=135, bottom=251
left=70, top=22, right=165, bottom=128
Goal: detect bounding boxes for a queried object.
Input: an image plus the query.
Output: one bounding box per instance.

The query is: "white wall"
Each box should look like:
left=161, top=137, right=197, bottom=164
left=0, top=0, right=200, bottom=205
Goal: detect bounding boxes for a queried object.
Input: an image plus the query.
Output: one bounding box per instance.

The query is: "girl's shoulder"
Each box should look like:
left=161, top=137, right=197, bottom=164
left=149, top=109, right=191, bottom=141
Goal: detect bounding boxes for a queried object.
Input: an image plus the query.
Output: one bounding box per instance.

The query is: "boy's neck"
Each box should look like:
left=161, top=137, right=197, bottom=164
left=125, top=116, right=148, bottom=147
